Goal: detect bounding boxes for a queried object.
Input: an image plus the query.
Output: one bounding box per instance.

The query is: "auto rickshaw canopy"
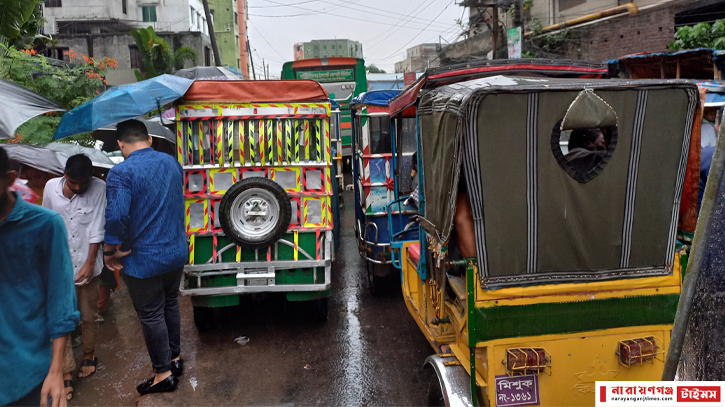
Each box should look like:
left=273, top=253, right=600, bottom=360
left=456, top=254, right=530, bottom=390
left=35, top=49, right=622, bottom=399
left=415, top=75, right=700, bottom=289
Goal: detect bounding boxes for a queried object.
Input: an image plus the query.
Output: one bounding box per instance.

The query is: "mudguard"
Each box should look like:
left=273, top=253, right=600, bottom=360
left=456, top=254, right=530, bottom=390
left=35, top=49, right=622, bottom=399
left=424, top=355, right=475, bottom=407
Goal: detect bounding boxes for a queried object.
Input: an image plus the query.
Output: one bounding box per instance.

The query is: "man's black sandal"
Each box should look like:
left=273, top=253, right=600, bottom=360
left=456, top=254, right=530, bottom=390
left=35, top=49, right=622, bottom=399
left=64, top=380, right=74, bottom=401
left=77, top=357, right=97, bottom=380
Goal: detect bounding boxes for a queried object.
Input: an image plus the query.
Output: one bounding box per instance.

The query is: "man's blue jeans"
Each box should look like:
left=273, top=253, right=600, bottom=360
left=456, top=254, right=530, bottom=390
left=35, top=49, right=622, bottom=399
left=122, top=268, right=183, bottom=374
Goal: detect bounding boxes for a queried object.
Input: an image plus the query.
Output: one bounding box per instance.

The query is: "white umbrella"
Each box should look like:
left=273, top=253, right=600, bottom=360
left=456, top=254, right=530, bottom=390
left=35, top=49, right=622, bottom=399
left=37, top=142, right=115, bottom=169
left=1, top=143, right=65, bottom=175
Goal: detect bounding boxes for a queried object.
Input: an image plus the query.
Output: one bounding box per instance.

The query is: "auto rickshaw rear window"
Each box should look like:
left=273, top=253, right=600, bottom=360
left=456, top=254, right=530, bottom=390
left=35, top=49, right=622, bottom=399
left=552, top=124, right=618, bottom=183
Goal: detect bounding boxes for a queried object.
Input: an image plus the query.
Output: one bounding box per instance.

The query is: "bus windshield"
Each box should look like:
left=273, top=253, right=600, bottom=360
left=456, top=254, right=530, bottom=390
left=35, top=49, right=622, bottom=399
left=294, top=67, right=356, bottom=101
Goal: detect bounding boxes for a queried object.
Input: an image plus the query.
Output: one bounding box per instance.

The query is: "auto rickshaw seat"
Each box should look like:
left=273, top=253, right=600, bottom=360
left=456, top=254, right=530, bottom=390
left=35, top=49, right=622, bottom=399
left=408, top=242, right=421, bottom=266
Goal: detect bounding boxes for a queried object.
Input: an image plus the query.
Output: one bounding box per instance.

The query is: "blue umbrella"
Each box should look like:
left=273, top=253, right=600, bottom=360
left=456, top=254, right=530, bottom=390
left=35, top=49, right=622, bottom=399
left=53, top=74, right=193, bottom=140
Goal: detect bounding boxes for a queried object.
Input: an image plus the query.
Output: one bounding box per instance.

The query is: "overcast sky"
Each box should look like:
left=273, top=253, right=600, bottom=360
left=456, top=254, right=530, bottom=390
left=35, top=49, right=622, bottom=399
left=245, top=0, right=466, bottom=78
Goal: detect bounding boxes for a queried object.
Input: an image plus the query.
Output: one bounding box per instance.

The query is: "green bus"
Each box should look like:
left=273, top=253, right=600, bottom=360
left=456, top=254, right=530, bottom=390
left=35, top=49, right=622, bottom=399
left=282, top=57, right=367, bottom=159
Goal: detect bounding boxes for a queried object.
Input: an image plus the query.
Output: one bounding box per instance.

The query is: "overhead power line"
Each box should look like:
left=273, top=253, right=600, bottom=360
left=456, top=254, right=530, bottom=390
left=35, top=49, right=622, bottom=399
left=370, top=0, right=456, bottom=63
left=249, top=19, right=287, bottom=61
left=364, top=0, right=439, bottom=52
left=249, top=0, right=450, bottom=30
left=249, top=0, right=322, bottom=8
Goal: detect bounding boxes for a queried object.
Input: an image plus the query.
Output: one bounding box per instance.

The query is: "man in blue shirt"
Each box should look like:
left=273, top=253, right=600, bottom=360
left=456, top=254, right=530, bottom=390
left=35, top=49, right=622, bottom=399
left=103, top=120, right=187, bottom=395
left=0, top=146, right=80, bottom=406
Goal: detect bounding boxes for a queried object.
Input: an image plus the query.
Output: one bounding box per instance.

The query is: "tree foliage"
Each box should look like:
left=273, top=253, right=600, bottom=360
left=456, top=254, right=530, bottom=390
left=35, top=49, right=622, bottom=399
left=130, top=26, right=197, bottom=81
left=366, top=64, right=386, bottom=74
left=669, top=20, right=725, bottom=51
left=0, top=44, right=116, bottom=145
left=0, top=0, right=38, bottom=41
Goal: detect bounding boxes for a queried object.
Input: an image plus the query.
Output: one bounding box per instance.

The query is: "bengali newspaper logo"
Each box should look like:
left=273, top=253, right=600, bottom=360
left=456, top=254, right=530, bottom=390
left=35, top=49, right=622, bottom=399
left=677, top=386, right=720, bottom=403
left=610, top=386, right=674, bottom=396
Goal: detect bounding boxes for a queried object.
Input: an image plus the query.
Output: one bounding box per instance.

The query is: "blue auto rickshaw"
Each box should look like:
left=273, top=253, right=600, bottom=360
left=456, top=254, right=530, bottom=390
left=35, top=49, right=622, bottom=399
left=351, top=89, right=419, bottom=293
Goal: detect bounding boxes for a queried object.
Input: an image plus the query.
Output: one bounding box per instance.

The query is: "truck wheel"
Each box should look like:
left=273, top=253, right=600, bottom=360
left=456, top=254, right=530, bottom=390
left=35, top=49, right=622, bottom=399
left=314, top=297, right=329, bottom=322
left=220, top=177, right=291, bottom=249
left=193, top=306, right=215, bottom=332
left=426, top=367, right=446, bottom=407
left=367, top=262, right=383, bottom=296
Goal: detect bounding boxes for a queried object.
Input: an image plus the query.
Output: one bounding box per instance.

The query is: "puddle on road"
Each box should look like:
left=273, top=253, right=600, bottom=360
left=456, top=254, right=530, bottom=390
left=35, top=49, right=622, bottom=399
left=332, top=233, right=373, bottom=406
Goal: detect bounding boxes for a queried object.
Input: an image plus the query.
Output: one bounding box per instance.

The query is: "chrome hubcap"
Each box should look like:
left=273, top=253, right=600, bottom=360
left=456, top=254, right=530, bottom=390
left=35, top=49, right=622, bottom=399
left=229, top=188, right=280, bottom=239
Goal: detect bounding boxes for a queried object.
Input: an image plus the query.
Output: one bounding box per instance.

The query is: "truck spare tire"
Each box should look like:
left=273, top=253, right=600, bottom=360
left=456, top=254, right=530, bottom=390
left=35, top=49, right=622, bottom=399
left=219, top=177, right=291, bottom=249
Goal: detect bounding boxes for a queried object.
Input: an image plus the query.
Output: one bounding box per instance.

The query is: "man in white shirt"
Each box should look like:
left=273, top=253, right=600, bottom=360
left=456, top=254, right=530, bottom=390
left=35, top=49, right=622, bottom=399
left=701, top=107, right=719, bottom=149
left=43, top=154, right=106, bottom=400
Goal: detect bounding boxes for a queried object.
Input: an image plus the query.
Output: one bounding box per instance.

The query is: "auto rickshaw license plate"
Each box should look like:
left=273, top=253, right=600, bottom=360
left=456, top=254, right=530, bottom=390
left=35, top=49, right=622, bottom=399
left=495, top=374, right=540, bottom=406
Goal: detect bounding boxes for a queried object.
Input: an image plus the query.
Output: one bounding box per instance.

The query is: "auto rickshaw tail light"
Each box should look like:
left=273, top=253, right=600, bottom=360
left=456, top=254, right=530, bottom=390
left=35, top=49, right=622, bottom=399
left=506, top=348, right=550, bottom=377
left=617, top=337, right=663, bottom=367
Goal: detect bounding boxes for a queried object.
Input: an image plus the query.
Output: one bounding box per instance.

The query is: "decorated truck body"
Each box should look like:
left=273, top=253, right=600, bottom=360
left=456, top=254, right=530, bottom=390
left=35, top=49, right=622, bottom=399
left=175, top=80, right=337, bottom=329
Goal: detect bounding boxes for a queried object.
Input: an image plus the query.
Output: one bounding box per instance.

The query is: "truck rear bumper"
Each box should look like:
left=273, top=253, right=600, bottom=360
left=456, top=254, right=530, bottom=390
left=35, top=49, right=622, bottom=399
left=180, top=259, right=331, bottom=296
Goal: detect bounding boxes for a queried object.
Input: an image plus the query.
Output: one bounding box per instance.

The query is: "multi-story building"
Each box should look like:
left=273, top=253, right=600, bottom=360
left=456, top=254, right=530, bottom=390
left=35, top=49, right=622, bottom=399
left=208, top=0, right=242, bottom=72
left=43, top=0, right=210, bottom=36
left=455, top=0, right=725, bottom=63
left=393, top=44, right=439, bottom=73
left=293, top=39, right=363, bottom=60
left=41, top=0, right=215, bottom=85
left=238, top=0, right=249, bottom=78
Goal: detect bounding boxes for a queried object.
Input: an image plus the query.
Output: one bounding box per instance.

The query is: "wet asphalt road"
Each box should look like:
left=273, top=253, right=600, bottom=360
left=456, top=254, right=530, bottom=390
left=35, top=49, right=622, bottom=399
left=69, top=190, right=434, bottom=406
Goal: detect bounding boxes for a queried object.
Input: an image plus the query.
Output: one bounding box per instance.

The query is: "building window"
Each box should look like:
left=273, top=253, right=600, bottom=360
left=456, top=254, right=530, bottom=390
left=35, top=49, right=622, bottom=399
left=55, top=47, right=69, bottom=61
left=559, top=0, right=586, bottom=11
left=142, top=6, right=157, bottom=22
left=234, top=12, right=238, bottom=25
left=190, top=7, right=195, bottom=24
left=238, top=59, right=241, bottom=69
left=130, top=46, right=143, bottom=69
left=205, top=46, right=211, bottom=66
left=46, top=0, right=62, bottom=6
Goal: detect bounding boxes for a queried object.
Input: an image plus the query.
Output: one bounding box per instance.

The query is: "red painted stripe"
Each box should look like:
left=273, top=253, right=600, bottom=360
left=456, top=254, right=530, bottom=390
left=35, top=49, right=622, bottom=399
left=428, top=64, right=608, bottom=80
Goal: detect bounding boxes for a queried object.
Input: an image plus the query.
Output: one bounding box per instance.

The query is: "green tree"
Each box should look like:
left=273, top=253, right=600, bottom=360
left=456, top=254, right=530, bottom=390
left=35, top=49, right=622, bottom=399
left=130, top=26, right=197, bottom=81
left=366, top=64, right=386, bottom=74
left=670, top=20, right=725, bottom=51
left=0, top=44, right=115, bottom=145
left=0, top=0, right=38, bottom=42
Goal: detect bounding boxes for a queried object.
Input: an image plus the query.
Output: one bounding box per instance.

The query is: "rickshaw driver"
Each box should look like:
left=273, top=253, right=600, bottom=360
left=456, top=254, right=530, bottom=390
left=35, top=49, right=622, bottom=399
left=409, top=151, right=477, bottom=259
left=564, top=128, right=608, bottom=173
left=454, top=176, right=476, bottom=259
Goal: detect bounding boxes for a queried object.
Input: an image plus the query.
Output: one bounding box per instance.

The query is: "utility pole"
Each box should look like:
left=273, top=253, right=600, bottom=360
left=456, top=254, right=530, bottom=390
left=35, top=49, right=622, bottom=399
left=247, top=38, right=256, bottom=80
left=262, top=58, right=266, bottom=79
left=267, top=64, right=270, bottom=80
left=201, top=0, right=222, bottom=66
left=491, top=0, right=499, bottom=59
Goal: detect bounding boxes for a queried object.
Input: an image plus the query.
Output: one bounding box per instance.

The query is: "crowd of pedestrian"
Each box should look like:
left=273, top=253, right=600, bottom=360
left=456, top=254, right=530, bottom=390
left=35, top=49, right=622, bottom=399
left=0, top=119, right=188, bottom=406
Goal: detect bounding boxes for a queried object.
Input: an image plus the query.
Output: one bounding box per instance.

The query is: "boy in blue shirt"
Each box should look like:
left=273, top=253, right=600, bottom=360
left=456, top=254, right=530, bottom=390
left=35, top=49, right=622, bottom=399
left=0, top=146, right=80, bottom=406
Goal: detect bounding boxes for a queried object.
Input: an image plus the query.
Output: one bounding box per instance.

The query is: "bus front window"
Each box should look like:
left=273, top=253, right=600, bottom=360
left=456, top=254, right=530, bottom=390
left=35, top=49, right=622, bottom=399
left=321, top=82, right=355, bottom=101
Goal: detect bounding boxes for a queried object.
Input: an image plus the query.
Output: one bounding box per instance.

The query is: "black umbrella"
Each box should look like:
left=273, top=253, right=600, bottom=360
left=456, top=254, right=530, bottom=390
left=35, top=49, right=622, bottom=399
left=174, top=66, right=244, bottom=81
left=93, top=117, right=175, bottom=152
left=0, top=79, right=65, bottom=139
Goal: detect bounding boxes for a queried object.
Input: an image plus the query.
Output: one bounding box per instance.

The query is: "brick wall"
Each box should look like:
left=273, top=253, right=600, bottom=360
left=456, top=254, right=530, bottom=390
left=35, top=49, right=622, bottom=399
left=558, top=7, right=675, bottom=62
left=555, top=7, right=675, bottom=62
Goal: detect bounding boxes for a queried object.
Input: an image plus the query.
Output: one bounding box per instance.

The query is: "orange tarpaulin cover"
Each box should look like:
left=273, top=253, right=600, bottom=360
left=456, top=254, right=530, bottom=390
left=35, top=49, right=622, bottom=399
left=181, top=80, right=329, bottom=103
left=679, top=103, right=702, bottom=236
